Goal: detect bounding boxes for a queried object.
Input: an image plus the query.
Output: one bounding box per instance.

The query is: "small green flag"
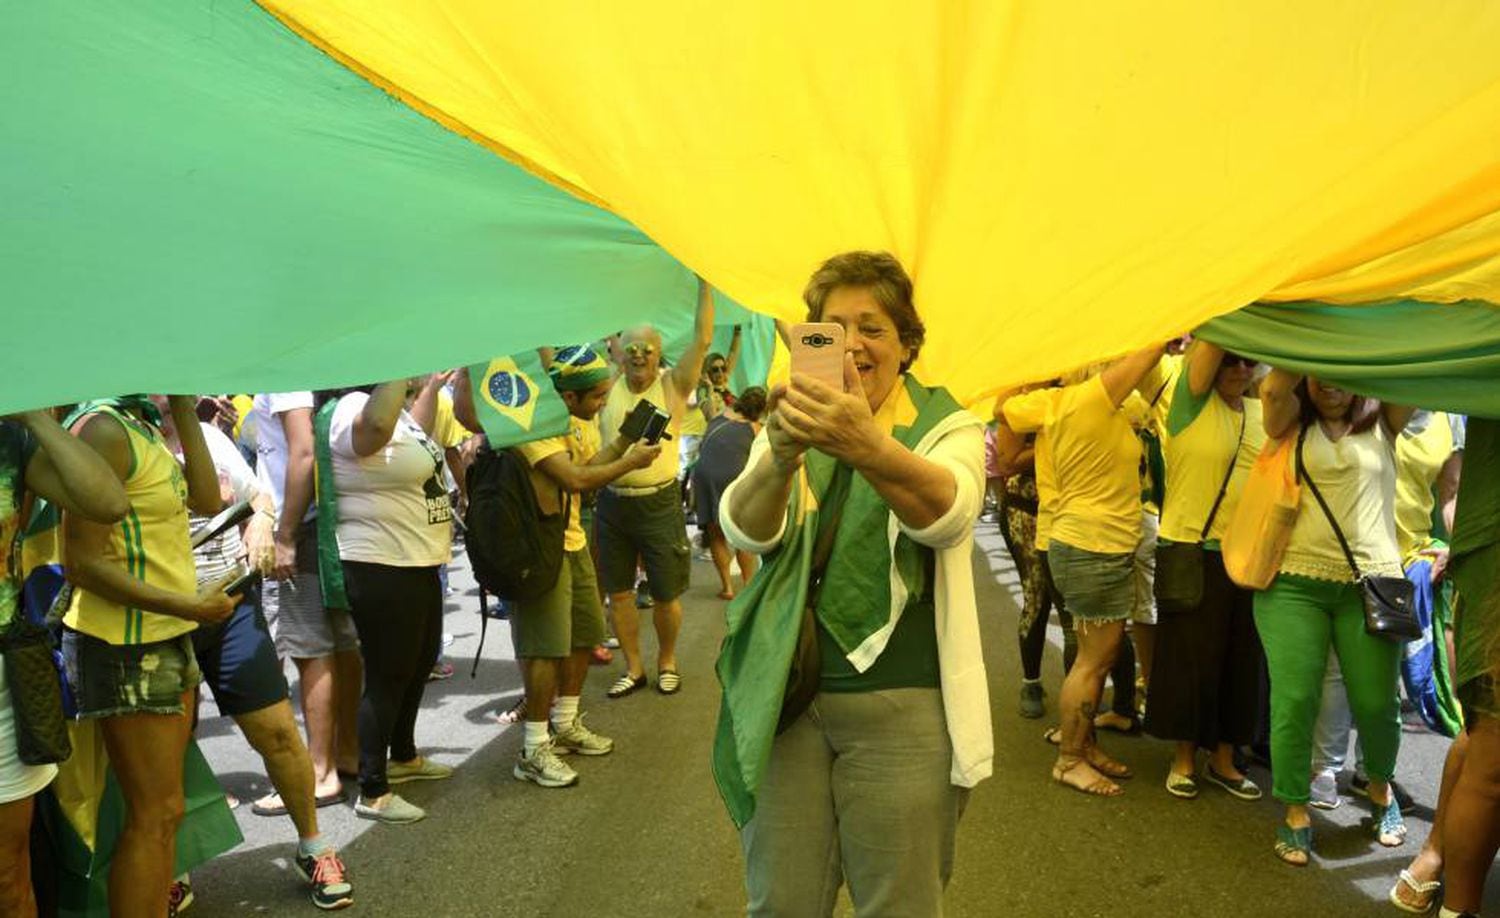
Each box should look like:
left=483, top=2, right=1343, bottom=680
left=469, top=351, right=570, bottom=448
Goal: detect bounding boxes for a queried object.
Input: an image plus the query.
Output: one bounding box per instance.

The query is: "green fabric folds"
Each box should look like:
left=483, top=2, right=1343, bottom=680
left=0, top=0, right=770, bottom=415
left=1199, top=300, right=1500, bottom=418
left=312, top=400, right=349, bottom=611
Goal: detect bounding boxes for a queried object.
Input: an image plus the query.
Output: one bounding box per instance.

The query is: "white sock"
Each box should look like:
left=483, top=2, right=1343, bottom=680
left=1438, top=908, right=1468, bottom=918
left=1022, top=678, right=1041, bottom=686
left=551, top=695, right=580, bottom=730
left=524, top=720, right=550, bottom=756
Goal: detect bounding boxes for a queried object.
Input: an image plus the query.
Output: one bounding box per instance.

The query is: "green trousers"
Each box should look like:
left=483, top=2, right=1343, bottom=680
left=1253, top=574, right=1402, bottom=804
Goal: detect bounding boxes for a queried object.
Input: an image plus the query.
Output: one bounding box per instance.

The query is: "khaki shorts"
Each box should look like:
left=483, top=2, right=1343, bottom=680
left=595, top=483, right=692, bottom=602
left=1132, top=510, right=1159, bottom=625
left=510, top=549, right=608, bottom=658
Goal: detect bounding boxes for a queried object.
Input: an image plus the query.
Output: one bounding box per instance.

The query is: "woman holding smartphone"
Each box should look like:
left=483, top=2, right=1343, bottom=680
left=717, top=251, right=990, bottom=915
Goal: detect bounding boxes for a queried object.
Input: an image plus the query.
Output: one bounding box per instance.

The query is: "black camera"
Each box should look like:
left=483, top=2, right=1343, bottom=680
left=621, top=399, right=673, bottom=446
left=801, top=332, right=837, bottom=347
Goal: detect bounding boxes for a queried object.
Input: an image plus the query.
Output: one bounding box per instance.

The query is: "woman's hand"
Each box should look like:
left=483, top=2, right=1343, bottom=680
left=763, top=390, right=808, bottom=475
left=776, top=354, right=885, bottom=468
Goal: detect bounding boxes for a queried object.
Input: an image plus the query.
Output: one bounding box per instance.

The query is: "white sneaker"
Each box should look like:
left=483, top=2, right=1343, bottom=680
left=513, top=739, right=579, bottom=788
left=1309, top=771, right=1341, bottom=810
left=553, top=714, right=614, bottom=756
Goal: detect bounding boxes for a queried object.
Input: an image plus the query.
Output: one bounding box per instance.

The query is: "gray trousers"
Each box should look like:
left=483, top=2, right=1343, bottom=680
left=742, top=688, right=966, bottom=918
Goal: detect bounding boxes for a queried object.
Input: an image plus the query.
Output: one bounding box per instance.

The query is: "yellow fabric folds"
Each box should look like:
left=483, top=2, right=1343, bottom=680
left=261, top=1, right=1500, bottom=403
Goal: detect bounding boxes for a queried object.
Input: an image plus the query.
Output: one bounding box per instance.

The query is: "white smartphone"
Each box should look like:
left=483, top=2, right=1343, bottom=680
left=788, top=322, right=846, bottom=391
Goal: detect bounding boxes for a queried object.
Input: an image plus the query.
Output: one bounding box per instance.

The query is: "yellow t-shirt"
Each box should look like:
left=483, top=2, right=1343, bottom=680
left=432, top=390, right=475, bottom=449
left=1394, top=412, right=1458, bottom=559
left=1160, top=373, right=1267, bottom=545
left=517, top=415, right=601, bottom=552
left=680, top=388, right=709, bottom=438
left=599, top=372, right=682, bottom=488
left=65, top=408, right=199, bottom=645
left=1004, top=376, right=1143, bottom=554
left=1032, top=426, right=1058, bottom=551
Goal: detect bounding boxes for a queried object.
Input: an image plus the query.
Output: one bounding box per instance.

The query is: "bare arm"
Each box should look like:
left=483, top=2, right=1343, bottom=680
left=1438, top=449, right=1463, bottom=536
left=17, top=411, right=129, bottom=522
left=170, top=395, right=223, bottom=516
left=351, top=381, right=409, bottom=458
left=408, top=374, right=447, bottom=436
left=668, top=277, right=716, bottom=398
left=63, top=415, right=233, bottom=623
left=723, top=441, right=799, bottom=547
left=1100, top=344, right=1167, bottom=408
left=992, top=419, right=1034, bottom=478
left=724, top=325, right=743, bottom=377
left=270, top=407, right=316, bottom=579
left=1260, top=367, right=1303, bottom=440
left=1185, top=340, right=1226, bottom=398
left=1381, top=403, right=1417, bottom=439
left=533, top=437, right=661, bottom=493
left=453, top=370, right=482, bottom=435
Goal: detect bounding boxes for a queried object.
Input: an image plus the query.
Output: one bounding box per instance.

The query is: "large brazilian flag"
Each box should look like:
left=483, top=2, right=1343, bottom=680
left=4, top=1, right=1500, bottom=416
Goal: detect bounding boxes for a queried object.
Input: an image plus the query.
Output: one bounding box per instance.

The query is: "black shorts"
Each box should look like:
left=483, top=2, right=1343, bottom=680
left=191, top=586, right=290, bottom=717
left=595, top=483, right=692, bottom=602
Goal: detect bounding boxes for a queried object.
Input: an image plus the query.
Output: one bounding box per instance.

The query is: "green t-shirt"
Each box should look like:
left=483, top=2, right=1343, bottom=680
left=817, top=548, right=939, bottom=693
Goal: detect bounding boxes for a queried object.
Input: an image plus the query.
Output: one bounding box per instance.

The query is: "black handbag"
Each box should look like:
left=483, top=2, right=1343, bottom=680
left=2, top=491, right=72, bottom=765
left=1295, top=427, right=1420, bottom=642
left=1153, top=411, right=1245, bottom=610
left=777, top=465, right=852, bottom=735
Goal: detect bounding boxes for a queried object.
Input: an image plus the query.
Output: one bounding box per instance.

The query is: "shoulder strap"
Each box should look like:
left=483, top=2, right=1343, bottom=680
left=1199, top=410, right=1247, bottom=539
left=1294, top=423, right=1364, bottom=580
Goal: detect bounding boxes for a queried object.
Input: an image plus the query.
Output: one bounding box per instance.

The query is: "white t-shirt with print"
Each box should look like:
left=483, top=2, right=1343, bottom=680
left=328, top=392, right=453, bottom=567
left=250, top=391, right=316, bottom=522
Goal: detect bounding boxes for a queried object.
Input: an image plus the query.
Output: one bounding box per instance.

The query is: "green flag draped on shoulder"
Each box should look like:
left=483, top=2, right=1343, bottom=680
left=711, top=377, right=965, bottom=828
left=468, top=352, right=571, bottom=448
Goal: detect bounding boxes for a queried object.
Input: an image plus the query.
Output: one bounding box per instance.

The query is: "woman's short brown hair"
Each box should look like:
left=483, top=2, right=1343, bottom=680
left=803, top=251, right=925, bottom=372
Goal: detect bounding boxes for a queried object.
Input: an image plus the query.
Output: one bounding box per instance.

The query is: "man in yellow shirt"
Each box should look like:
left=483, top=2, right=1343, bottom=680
left=509, top=347, right=661, bottom=788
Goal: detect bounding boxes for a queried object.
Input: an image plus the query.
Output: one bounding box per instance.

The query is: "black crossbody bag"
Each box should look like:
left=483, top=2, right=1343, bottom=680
left=1153, top=412, right=1245, bottom=610
left=1295, top=427, right=1420, bottom=642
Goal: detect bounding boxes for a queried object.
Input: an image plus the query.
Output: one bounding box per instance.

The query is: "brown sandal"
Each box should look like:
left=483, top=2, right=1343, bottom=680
left=1052, top=758, right=1124, bottom=797
left=1086, top=748, right=1133, bottom=779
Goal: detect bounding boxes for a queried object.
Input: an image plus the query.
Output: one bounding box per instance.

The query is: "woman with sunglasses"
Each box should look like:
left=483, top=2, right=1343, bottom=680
left=1257, top=370, right=1412, bottom=866
left=1144, top=343, right=1266, bottom=801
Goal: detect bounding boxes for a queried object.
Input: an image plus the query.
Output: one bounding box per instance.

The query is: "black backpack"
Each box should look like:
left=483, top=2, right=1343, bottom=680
left=463, top=444, right=571, bottom=677
left=464, top=445, right=570, bottom=603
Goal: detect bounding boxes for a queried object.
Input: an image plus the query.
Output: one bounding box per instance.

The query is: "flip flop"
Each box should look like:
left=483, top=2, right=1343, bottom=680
left=607, top=673, right=649, bottom=699
left=1042, top=726, right=1062, bottom=746
left=251, top=790, right=345, bottom=817
left=1388, top=869, right=1442, bottom=914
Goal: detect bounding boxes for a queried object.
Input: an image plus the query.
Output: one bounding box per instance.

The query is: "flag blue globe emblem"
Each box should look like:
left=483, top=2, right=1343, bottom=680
left=489, top=371, right=532, bottom=408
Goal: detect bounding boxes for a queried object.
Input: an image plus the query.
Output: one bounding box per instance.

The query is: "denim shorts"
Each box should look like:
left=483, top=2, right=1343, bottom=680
left=62, top=629, right=202, bottom=718
left=1047, top=540, right=1135, bottom=625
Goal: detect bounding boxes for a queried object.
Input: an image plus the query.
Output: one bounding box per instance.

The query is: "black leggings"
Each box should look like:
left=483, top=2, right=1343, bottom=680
left=342, top=561, right=443, bottom=799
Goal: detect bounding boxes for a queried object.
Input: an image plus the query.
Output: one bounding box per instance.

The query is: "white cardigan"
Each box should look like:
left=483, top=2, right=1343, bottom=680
left=719, top=416, right=993, bottom=789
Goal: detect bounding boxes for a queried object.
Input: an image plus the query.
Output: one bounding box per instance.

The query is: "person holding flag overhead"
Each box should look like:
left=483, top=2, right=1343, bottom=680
left=498, top=346, right=661, bottom=787
left=597, top=278, right=716, bottom=698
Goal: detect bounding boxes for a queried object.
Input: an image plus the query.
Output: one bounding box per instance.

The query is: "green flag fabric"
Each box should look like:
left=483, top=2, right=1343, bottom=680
left=468, top=353, right=571, bottom=449
left=1199, top=299, right=1500, bottom=418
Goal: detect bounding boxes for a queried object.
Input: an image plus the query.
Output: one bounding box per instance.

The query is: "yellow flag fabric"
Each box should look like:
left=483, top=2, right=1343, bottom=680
left=261, top=1, right=1500, bottom=404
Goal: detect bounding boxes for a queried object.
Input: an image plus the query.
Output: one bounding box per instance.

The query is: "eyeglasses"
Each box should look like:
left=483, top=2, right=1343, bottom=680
left=624, top=343, right=657, bottom=357
left=708, top=364, right=727, bottom=373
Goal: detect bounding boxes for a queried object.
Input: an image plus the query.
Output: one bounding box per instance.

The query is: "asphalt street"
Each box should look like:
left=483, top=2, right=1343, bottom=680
left=189, top=522, right=1498, bottom=917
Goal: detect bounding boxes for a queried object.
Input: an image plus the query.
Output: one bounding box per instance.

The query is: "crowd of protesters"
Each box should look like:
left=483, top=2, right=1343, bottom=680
left=1, top=254, right=1496, bottom=918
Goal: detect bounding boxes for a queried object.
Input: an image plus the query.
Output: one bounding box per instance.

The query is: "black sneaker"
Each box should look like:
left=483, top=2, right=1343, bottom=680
left=294, top=849, right=354, bottom=911
left=1350, top=774, right=1415, bottom=815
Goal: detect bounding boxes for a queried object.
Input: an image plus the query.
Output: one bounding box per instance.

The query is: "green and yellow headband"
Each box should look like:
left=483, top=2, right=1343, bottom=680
left=548, top=345, right=613, bottom=391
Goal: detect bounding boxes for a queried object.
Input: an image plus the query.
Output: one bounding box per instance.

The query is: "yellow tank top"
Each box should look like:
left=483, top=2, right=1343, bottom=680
left=600, top=373, right=682, bottom=488
left=65, top=407, right=199, bottom=645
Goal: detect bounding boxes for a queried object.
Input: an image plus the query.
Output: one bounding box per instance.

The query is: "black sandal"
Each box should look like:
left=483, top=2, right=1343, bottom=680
left=607, top=673, right=648, bottom=698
